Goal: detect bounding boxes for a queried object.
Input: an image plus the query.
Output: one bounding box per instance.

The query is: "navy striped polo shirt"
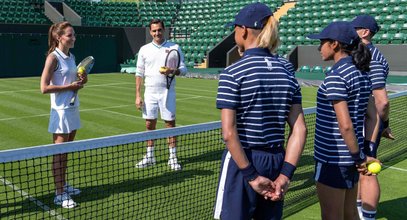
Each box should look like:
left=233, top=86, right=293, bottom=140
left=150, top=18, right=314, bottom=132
left=216, top=48, right=302, bottom=149
left=314, top=56, right=371, bottom=165
left=276, top=54, right=295, bottom=74
left=367, top=43, right=389, bottom=90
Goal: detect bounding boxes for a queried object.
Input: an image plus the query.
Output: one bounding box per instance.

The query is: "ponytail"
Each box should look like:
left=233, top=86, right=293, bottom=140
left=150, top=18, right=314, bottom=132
left=351, top=40, right=371, bottom=72
left=341, top=38, right=371, bottom=72
left=47, top=21, right=73, bottom=55
left=256, top=16, right=279, bottom=53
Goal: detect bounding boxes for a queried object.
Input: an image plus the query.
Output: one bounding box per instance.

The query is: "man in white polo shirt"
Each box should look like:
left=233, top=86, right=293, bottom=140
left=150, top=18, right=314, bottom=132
left=135, top=19, right=187, bottom=171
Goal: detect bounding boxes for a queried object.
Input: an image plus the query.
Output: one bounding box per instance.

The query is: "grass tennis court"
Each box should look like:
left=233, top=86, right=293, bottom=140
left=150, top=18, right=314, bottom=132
left=287, top=154, right=407, bottom=220
left=0, top=73, right=406, bottom=219
left=0, top=73, right=318, bottom=150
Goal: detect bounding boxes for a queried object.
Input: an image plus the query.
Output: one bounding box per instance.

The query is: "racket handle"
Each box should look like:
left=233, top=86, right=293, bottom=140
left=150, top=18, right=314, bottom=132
left=69, top=92, right=77, bottom=106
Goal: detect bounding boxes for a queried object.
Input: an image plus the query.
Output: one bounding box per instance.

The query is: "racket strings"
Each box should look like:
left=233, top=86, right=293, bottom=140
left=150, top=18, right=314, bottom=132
left=164, top=49, right=180, bottom=90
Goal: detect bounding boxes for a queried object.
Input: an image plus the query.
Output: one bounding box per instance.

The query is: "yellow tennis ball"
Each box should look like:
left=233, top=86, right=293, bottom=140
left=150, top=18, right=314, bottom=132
left=368, top=162, right=382, bottom=174
left=159, top=66, right=167, bottom=73
left=78, top=67, right=86, bottom=76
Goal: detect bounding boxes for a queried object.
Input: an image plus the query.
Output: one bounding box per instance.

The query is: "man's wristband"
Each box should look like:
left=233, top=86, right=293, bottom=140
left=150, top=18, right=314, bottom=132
left=240, top=163, right=259, bottom=182
left=280, top=161, right=296, bottom=180
left=351, top=151, right=366, bottom=164
left=382, top=119, right=389, bottom=129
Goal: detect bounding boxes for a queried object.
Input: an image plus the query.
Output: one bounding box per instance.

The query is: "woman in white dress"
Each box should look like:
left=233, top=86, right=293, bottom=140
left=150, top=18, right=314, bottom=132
left=40, top=21, right=87, bottom=208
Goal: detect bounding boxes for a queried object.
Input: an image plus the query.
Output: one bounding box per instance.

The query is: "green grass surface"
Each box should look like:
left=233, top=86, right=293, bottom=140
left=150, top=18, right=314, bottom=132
left=0, top=73, right=318, bottom=150
left=0, top=73, right=405, bottom=219
left=286, top=155, right=407, bottom=220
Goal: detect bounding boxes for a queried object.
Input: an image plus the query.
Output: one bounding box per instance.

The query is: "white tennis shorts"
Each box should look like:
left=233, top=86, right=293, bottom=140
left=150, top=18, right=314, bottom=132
left=142, top=86, right=176, bottom=121
left=48, top=107, right=81, bottom=134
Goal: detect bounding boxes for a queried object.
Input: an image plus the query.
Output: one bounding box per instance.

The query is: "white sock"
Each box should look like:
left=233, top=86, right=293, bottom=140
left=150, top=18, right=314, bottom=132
left=362, top=208, right=376, bottom=220
left=169, top=147, right=177, bottom=158
left=357, top=200, right=363, bottom=219
left=146, top=147, right=154, bottom=157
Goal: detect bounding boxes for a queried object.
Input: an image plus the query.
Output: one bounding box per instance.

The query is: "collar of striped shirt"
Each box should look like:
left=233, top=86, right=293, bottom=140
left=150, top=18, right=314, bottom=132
left=366, top=42, right=375, bottom=49
left=331, top=55, right=353, bottom=71
left=242, top=47, right=271, bottom=56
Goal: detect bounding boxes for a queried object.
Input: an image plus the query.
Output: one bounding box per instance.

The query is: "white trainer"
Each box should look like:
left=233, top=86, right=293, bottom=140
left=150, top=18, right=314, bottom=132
left=135, top=155, right=156, bottom=168
left=64, top=183, right=81, bottom=196
left=54, top=192, right=77, bottom=209
left=168, top=157, right=182, bottom=171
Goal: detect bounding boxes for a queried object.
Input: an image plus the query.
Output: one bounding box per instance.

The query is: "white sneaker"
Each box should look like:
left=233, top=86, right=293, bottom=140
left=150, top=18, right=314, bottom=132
left=64, top=183, right=81, bottom=196
left=54, top=192, right=76, bottom=208
left=135, top=154, right=156, bottom=168
left=168, top=157, right=182, bottom=171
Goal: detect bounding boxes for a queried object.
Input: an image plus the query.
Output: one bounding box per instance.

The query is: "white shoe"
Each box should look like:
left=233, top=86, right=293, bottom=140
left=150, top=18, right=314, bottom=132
left=54, top=192, right=76, bottom=208
left=135, top=155, right=156, bottom=168
left=64, top=183, right=81, bottom=196
left=168, top=157, right=182, bottom=171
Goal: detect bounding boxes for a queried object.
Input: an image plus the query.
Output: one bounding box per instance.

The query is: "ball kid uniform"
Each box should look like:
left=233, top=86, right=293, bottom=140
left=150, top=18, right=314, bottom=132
left=313, top=56, right=371, bottom=189
left=48, top=48, right=81, bottom=134
left=276, top=54, right=295, bottom=74
left=136, top=40, right=187, bottom=121
left=214, top=48, right=302, bottom=220
left=365, top=43, right=389, bottom=157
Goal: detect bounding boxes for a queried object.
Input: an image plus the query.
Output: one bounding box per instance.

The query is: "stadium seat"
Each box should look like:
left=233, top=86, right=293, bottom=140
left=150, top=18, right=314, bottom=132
left=383, top=15, right=396, bottom=25
left=392, top=33, right=406, bottom=44
left=387, top=24, right=400, bottom=34
left=311, top=66, right=324, bottom=73
left=378, top=33, right=393, bottom=44
left=402, top=23, right=407, bottom=33
left=299, top=65, right=311, bottom=72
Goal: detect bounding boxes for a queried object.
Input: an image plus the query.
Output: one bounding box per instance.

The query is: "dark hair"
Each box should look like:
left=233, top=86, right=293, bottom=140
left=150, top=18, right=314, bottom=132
left=47, top=21, right=73, bottom=55
left=342, top=38, right=371, bottom=72
left=149, top=19, right=165, bottom=30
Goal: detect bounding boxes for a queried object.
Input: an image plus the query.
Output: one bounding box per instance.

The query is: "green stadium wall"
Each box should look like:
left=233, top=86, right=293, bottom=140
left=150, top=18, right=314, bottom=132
left=0, top=24, right=147, bottom=78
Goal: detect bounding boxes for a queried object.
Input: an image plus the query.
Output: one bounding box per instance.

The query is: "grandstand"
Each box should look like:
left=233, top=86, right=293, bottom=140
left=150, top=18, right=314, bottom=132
left=1, top=0, right=407, bottom=219
left=1, top=0, right=407, bottom=74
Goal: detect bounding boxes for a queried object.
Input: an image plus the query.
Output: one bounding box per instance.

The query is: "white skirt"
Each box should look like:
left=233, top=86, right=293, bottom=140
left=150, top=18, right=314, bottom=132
left=48, top=107, right=81, bottom=134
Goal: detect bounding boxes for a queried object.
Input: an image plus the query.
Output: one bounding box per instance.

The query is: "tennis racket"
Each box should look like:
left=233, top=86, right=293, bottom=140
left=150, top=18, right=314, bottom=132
left=162, top=49, right=180, bottom=90
left=69, top=56, right=95, bottom=106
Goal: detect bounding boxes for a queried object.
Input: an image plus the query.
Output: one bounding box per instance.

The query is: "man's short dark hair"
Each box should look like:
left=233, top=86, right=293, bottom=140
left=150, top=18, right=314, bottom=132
left=149, top=19, right=165, bottom=30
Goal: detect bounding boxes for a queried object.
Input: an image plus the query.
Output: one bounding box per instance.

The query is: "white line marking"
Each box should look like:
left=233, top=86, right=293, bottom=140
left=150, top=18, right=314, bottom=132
left=0, top=95, right=211, bottom=122
left=0, top=89, right=38, bottom=94
left=100, top=109, right=141, bottom=119
left=100, top=109, right=185, bottom=126
left=0, top=83, right=133, bottom=94
left=177, top=87, right=216, bottom=93
left=383, top=165, right=407, bottom=172
left=177, top=96, right=203, bottom=101
left=0, top=176, right=66, bottom=220
left=0, top=113, right=49, bottom=121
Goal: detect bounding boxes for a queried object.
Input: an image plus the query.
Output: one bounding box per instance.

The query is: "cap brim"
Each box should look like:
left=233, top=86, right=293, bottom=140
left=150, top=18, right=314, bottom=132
left=307, top=33, right=323, bottom=40
left=225, top=21, right=235, bottom=28
left=350, top=23, right=366, bottom=29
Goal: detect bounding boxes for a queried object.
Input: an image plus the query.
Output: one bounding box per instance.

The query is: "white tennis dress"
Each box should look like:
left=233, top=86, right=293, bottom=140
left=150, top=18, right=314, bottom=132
left=48, top=48, right=81, bottom=134
left=136, top=40, right=187, bottom=121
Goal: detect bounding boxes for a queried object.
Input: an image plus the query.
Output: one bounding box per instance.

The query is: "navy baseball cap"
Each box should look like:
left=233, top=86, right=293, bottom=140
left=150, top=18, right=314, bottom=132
left=307, top=21, right=359, bottom=45
left=351, top=14, right=380, bottom=33
left=226, top=2, right=273, bottom=29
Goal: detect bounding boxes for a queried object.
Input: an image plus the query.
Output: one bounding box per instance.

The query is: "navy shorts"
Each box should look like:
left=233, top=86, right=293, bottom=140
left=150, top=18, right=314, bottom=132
left=214, top=148, right=285, bottom=220
left=314, top=162, right=359, bottom=189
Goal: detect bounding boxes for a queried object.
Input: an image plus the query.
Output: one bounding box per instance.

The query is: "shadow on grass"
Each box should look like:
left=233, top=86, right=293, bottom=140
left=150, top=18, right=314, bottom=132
left=0, top=168, right=214, bottom=218
left=183, top=148, right=223, bottom=164
left=377, top=197, right=407, bottom=220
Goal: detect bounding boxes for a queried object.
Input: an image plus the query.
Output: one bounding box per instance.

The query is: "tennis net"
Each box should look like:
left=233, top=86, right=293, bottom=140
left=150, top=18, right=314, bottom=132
left=0, top=91, right=406, bottom=219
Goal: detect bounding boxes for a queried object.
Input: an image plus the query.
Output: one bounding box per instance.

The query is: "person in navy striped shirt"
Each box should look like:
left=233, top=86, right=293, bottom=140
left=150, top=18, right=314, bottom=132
left=308, top=21, right=379, bottom=220
left=351, top=14, right=393, bottom=220
left=213, top=3, right=306, bottom=220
